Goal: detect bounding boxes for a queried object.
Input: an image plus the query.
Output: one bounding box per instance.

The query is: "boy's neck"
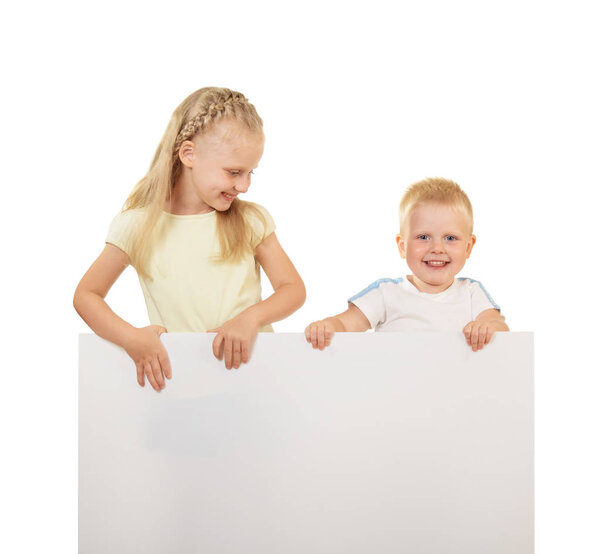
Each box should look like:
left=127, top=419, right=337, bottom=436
left=407, top=275, right=455, bottom=294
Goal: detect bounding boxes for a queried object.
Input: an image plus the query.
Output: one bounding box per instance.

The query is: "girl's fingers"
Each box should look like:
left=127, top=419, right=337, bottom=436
left=136, top=364, right=145, bottom=387
left=144, top=362, right=160, bottom=391
left=158, top=351, right=172, bottom=380
left=212, top=333, right=224, bottom=360
left=232, top=342, right=242, bottom=369
left=151, top=358, right=165, bottom=389
left=223, top=339, right=233, bottom=369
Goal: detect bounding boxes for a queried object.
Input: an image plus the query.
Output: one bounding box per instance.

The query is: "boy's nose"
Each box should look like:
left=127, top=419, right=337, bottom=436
left=430, top=238, right=446, bottom=252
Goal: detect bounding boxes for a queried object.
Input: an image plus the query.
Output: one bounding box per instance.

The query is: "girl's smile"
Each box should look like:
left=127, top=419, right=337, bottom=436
left=169, top=119, right=265, bottom=215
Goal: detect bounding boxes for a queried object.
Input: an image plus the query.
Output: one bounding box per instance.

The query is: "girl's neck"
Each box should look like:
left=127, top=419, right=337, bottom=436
left=166, top=179, right=214, bottom=215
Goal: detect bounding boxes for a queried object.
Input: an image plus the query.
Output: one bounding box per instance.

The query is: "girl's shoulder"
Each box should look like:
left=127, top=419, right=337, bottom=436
left=106, top=208, right=147, bottom=250
left=242, top=201, right=276, bottom=245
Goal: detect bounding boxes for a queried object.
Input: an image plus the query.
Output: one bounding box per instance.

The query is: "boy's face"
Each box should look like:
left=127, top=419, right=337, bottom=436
left=396, top=202, right=475, bottom=294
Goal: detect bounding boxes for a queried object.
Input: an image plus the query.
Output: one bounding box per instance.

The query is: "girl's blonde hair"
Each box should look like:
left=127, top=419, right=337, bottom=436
left=123, top=87, right=266, bottom=276
left=399, top=177, right=474, bottom=234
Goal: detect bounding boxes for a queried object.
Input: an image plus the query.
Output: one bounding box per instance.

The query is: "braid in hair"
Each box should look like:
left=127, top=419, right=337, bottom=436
left=123, top=87, right=264, bottom=276
left=173, top=91, right=258, bottom=156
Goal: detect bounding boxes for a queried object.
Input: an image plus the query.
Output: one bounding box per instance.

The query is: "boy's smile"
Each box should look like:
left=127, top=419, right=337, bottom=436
left=397, top=203, right=475, bottom=294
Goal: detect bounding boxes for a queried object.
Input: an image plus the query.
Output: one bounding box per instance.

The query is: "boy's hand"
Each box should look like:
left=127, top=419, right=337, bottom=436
left=305, top=320, right=336, bottom=350
left=209, top=313, right=260, bottom=370
left=463, top=319, right=506, bottom=352
left=123, top=325, right=172, bottom=391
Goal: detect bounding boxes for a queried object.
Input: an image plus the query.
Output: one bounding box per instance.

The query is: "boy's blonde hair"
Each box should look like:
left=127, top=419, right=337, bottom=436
left=124, top=87, right=266, bottom=277
left=399, top=177, right=473, bottom=234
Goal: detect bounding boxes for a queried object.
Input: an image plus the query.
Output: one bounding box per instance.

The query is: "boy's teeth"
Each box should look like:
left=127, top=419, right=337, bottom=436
left=427, top=261, right=446, bottom=266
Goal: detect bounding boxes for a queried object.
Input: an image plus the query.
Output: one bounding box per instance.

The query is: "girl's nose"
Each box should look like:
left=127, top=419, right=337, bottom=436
left=234, top=174, right=251, bottom=193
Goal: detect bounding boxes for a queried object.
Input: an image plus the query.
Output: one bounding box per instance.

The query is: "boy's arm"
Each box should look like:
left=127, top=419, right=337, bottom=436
left=463, top=309, right=509, bottom=352
left=305, top=304, right=371, bottom=350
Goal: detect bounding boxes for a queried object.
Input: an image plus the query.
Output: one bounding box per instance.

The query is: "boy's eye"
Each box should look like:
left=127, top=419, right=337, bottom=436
left=445, top=235, right=457, bottom=241
left=416, top=234, right=430, bottom=240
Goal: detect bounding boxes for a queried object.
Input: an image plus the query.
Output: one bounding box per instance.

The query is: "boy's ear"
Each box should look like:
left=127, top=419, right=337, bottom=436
left=178, top=140, right=195, bottom=168
left=396, top=234, right=407, bottom=258
left=466, top=234, right=476, bottom=258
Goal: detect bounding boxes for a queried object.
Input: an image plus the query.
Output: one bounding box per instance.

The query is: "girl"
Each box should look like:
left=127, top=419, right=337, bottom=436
left=74, top=87, right=305, bottom=391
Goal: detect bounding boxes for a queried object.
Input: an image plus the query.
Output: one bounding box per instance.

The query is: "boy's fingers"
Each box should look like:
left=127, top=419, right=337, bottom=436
left=310, top=326, right=318, bottom=348
left=318, top=327, right=325, bottom=350
left=463, top=323, right=472, bottom=345
left=242, top=341, right=250, bottom=364
left=477, top=327, right=487, bottom=351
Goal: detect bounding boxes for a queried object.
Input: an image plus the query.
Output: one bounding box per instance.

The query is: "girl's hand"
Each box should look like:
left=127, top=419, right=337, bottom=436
left=304, top=320, right=336, bottom=350
left=209, top=314, right=259, bottom=370
left=123, top=325, right=172, bottom=390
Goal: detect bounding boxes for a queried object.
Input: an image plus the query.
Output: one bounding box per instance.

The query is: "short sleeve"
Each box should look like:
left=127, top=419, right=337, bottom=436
left=469, top=279, right=501, bottom=319
left=348, top=282, right=387, bottom=330
left=246, top=202, right=276, bottom=248
left=106, top=209, right=142, bottom=257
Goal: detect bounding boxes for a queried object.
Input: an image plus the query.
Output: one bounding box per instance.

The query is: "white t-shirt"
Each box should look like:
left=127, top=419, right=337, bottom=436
left=106, top=203, right=275, bottom=333
left=349, top=276, right=500, bottom=332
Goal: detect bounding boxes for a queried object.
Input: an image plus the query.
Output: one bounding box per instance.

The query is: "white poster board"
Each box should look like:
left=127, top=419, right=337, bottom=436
left=79, top=332, right=533, bottom=553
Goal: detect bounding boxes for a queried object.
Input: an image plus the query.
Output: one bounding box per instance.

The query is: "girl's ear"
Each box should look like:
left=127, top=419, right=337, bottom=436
left=396, top=234, right=407, bottom=258
left=466, top=234, right=476, bottom=258
left=178, top=140, right=195, bottom=168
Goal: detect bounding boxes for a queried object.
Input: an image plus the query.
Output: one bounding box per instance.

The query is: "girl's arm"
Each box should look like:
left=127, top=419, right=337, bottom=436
left=209, top=232, right=306, bottom=369
left=305, top=304, right=371, bottom=350
left=463, top=309, right=509, bottom=352
left=73, top=244, right=172, bottom=390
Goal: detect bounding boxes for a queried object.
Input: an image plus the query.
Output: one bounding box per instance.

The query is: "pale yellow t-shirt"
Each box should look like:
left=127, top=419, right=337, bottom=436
left=106, top=203, right=275, bottom=333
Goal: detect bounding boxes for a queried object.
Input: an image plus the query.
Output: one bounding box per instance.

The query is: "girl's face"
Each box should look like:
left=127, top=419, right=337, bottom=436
left=396, top=202, right=475, bottom=293
left=175, top=119, right=264, bottom=214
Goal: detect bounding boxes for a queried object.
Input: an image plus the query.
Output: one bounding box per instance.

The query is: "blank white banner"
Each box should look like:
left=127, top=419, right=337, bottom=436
left=79, top=332, right=533, bottom=554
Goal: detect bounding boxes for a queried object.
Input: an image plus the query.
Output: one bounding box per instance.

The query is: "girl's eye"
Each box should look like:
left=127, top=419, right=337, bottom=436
left=228, top=170, right=254, bottom=176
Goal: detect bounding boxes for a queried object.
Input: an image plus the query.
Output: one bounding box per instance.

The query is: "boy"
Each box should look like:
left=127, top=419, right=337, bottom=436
left=305, top=177, right=508, bottom=352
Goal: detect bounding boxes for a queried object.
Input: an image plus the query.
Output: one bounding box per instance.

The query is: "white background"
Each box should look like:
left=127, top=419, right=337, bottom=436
left=1, top=1, right=598, bottom=552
